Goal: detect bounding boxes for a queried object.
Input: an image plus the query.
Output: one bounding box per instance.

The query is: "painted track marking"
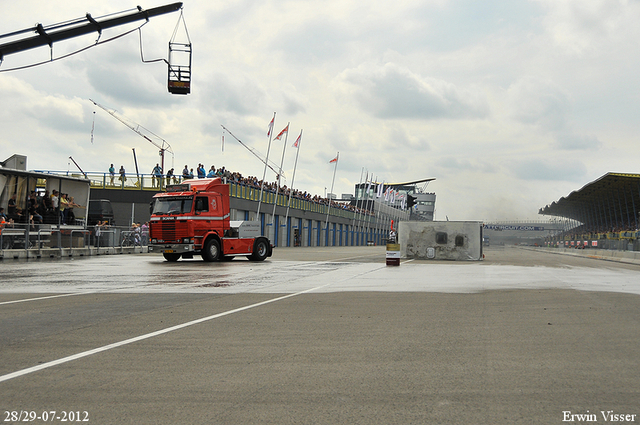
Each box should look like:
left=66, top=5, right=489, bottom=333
left=0, top=282, right=332, bottom=383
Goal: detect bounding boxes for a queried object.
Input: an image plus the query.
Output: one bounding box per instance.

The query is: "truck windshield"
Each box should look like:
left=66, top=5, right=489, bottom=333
left=152, top=196, right=193, bottom=215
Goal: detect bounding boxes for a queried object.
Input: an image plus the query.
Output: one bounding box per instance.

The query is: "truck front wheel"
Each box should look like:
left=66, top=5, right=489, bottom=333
left=202, top=238, right=221, bottom=262
left=249, top=238, right=269, bottom=261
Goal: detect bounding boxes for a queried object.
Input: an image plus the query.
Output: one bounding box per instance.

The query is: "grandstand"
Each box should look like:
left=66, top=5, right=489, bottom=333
left=538, top=173, right=640, bottom=251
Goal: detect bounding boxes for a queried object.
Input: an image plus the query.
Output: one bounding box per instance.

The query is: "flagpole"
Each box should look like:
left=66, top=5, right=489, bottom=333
left=365, top=175, right=375, bottom=241
left=284, top=130, right=302, bottom=231
left=364, top=174, right=373, bottom=243
left=354, top=168, right=365, bottom=245
left=356, top=171, right=368, bottom=245
left=325, top=152, right=339, bottom=245
left=271, top=122, right=289, bottom=242
left=374, top=177, right=383, bottom=245
left=257, top=112, right=276, bottom=220
left=360, top=172, right=371, bottom=244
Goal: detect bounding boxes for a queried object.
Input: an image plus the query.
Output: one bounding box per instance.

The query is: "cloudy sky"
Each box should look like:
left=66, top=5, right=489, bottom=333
left=2, top=0, right=639, bottom=221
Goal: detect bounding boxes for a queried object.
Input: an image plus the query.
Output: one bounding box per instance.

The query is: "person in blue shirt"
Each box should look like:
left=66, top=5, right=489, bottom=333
left=207, top=165, right=216, bottom=178
left=151, top=163, right=163, bottom=188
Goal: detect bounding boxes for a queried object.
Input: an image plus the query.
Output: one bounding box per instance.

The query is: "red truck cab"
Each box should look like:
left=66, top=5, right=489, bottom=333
left=148, top=178, right=272, bottom=262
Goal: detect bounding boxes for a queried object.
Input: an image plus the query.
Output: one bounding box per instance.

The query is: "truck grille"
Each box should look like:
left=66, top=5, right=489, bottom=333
left=153, top=221, right=188, bottom=242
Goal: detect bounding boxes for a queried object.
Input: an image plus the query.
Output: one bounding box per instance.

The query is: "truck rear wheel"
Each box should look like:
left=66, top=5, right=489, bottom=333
left=202, top=238, right=221, bottom=262
left=163, top=253, right=181, bottom=262
left=249, top=238, right=269, bottom=261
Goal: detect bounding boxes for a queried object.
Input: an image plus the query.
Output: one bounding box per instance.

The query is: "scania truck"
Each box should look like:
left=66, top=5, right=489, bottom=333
left=148, top=178, right=272, bottom=262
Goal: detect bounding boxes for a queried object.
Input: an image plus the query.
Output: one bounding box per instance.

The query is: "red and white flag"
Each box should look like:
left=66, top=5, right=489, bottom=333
left=267, top=117, right=274, bottom=137
left=293, top=131, right=302, bottom=148
left=329, top=156, right=338, bottom=163
left=274, top=124, right=289, bottom=140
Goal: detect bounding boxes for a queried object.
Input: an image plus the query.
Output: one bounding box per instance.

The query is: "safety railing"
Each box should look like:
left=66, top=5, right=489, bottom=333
left=69, top=229, right=91, bottom=249
left=119, top=229, right=147, bottom=252
left=94, top=229, right=116, bottom=248
left=35, top=171, right=386, bottom=220
left=0, top=224, right=52, bottom=253
left=227, top=182, right=373, bottom=220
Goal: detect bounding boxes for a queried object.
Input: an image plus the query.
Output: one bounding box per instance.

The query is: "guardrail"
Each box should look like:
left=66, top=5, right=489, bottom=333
left=0, top=224, right=52, bottom=254
left=70, top=229, right=91, bottom=249
left=95, top=229, right=116, bottom=249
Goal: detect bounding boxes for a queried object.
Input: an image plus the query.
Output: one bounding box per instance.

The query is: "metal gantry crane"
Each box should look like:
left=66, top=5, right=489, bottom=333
left=0, top=3, right=191, bottom=95
left=90, top=99, right=174, bottom=176
left=0, top=3, right=182, bottom=58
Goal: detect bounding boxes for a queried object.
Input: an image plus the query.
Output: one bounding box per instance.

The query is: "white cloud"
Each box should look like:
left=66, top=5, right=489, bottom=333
left=535, top=0, right=640, bottom=55
left=506, top=75, right=571, bottom=130
left=339, top=63, right=489, bottom=120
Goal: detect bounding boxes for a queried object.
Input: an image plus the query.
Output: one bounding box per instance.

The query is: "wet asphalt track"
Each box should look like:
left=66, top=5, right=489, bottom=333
left=0, top=246, right=639, bottom=424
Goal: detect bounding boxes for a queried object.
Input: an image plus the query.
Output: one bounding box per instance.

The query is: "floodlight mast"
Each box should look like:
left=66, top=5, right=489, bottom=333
left=0, top=3, right=183, bottom=60
left=90, top=99, right=174, bottom=174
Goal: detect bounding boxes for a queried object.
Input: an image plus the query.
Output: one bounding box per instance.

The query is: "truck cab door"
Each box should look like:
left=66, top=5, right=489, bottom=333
left=194, top=196, right=209, bottom=214
left=210, top=193, right=229, bottom=235
left=193, top=196, right=210, bottom=241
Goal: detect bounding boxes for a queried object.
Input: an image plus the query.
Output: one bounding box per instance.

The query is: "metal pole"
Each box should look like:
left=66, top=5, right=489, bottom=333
left=132, top=148, right=140, bottom=188
left=257, top=112, right=276, bottom=219
left=284, top=130, right=302, bottom=230
left=325, top=152, right=339, bottom=245
left=271, top=123, right=289, bottom=243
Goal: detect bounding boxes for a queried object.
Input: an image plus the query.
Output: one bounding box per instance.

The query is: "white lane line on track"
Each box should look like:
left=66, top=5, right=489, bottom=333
left=0, top=292, right=91, bottom=306
left=0, top=281, right=332, bottom=384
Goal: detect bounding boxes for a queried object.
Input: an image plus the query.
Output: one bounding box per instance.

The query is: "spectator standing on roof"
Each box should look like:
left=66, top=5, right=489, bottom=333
left=109, top=164, right=115, bottom=185
left=207, top=166, right=216, bottom=178
left=152, top=163, right=163, bottom=188
left=166, top=168, right=174, bottom=186
left=182, top=165, right=189, bottom=180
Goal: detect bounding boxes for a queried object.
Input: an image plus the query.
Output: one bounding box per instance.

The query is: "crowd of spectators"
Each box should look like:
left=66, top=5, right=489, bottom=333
left=1, top=189, right=85, bottom=229
left=154, top=163, right=375, bottom=217
left=550, top=220, right=640, bottom=241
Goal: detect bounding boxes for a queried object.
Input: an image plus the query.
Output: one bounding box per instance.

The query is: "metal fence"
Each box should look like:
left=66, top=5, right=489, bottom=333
left=0, top=223, right=148, bottom=256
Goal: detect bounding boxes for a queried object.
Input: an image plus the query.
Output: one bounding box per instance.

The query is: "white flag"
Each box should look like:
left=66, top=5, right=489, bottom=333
left=267, top=117, right=274, bottom=137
